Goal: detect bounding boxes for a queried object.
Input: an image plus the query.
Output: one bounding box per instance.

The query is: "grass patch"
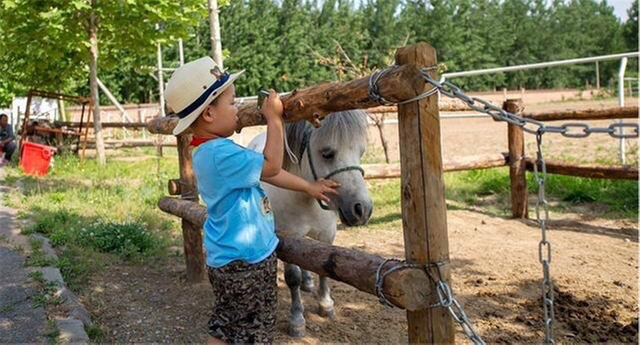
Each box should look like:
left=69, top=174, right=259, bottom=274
left=367, top=179, right=403, bottom=229
left=2, top=152, right=181, bottom=292
left=86, top=324, right=105, bottom=343
left=44, top=319, right=60, bottom=345
left=28, top=270, right=63, bottom=308
left=0, top=304, right=15, bottom=313
left=56, top=246, right=110, bottom=292
left=366, top=167, right=638, bottom=228
left=24, top=238, right=55, bottom=267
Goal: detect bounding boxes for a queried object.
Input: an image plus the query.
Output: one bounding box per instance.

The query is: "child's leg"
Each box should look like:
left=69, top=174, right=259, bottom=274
left=207, top=252, right=278, bottom=344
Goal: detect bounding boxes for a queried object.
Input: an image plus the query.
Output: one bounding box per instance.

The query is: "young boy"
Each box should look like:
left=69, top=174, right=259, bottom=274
left=165, top=57, right=339, bottom=344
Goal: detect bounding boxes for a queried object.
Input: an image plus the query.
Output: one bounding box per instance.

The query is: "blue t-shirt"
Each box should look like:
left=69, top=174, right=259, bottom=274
left=192, top=138, right=279, bottom=268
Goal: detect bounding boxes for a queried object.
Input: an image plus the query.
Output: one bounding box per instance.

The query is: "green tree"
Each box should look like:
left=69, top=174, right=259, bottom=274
left=0, top=0, right=204, bottom=163
left=623, top=0, right=638, bottom=51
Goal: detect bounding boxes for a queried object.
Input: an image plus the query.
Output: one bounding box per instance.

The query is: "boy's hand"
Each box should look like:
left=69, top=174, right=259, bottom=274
left=261, top=89, right=284, bottom=121
left=305, top=179, right=340, bottom=203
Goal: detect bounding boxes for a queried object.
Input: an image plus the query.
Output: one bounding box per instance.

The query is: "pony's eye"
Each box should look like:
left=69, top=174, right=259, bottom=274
left=320, top=148, right=335, bottom=160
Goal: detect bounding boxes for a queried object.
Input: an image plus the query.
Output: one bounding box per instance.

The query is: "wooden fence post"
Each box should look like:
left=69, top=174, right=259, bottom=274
left=177, top=133, right=205, bottom=282
left=396, top=43, right=454, bottom=344
left=505, top=99, right=528, bottom=219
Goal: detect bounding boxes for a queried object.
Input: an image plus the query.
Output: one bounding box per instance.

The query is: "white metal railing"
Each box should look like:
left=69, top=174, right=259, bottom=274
left=443, top=52, right=639, bottom=78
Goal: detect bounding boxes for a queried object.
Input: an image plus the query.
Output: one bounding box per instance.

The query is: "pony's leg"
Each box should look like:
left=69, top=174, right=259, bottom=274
left=317, top=275, right=335, bottom=319
left=315, top=229, right=336, bottom=319
left=285, top=263, right=306, bottom=337
left=300, top=269, right=315, bottom=292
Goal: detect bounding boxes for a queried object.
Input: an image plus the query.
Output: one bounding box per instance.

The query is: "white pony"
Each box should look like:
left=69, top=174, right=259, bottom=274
left=247, top=109, right=373, bottom=337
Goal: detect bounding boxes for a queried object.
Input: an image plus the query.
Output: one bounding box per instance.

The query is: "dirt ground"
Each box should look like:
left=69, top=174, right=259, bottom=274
left=76, top=96, right=638, bottom=343
left=79, top=206, right=638, bottom=344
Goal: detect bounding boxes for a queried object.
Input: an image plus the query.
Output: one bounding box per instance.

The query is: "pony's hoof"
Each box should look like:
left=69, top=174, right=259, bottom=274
left=301, top=283, right=315, bottom=293
left=288, top=324, right=306, bottom=338
left=318, top=306, right=336, bottom=320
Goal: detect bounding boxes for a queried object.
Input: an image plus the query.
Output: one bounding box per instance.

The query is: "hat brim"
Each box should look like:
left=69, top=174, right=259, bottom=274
left=172, top=70, right=245, bottom=136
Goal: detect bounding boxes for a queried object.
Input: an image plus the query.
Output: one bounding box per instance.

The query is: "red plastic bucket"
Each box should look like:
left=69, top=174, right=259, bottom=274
left=19, top=142, right=57, bottom=176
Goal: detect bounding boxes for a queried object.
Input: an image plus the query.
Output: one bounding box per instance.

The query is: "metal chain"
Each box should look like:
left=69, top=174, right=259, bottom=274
left=369, top=66, right=440, bottom=106
left=417, top=70, right=563, bottom=344
left=375, top=260, right=486, bottom=345
left=369, top=65, right=637, bottom=345
left=430, top=262, right=486, bottom=345
left=533, top=132, right=555, bottom=344
left=420, top=70, right=639, bottom=140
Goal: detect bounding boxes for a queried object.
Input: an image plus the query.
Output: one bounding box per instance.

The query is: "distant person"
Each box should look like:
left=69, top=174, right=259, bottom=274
left=0, top=114, right=16, bottom=163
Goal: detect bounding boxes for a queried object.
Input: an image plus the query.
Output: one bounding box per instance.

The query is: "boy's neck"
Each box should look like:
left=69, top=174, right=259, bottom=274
left=191, top=127, right=220, bottom=139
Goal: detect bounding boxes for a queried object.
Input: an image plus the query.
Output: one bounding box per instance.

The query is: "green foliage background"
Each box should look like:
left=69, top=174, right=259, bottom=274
left=0, top=0, right=637, bottom=107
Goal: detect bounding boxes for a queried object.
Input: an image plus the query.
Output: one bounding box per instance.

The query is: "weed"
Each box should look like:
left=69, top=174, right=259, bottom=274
left=44, top=319, right=60, bottom=345
left=25, top=238, right=55, bottom=267
left=86, top=324, right=105, bottom=343
left=0, top=304, right=15, bottom=313
left=57, top=245, right=111, bottom=292
left=28, top=270, right=63, bottom=308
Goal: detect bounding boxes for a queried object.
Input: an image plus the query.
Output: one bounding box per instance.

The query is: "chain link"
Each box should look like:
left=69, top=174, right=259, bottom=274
left=374, top=260, right=486, bottom=345
left=421, top=71, right=639, bottom=140
left=430, top=264, right=486, bottom=345
left=533, top=132, right=555, bottom=344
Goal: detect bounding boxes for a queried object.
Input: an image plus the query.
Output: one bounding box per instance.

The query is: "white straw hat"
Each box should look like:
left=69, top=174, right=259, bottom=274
left=165, top=56, right=244, bottom=135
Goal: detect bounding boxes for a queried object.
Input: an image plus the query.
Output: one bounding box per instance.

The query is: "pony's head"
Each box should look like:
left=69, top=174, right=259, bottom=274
left=285, top=109, right=373, bottom=226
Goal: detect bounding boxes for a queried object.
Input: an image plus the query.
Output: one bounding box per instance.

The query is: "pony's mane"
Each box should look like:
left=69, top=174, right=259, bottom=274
left=283, top=109, right=369, bottom=170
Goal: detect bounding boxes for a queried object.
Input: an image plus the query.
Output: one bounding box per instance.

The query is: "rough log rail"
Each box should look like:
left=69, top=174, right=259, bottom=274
left=55, top=121, right=149, bottom=129
left=363, top=153, right=510, bottom=180
left=522, top=106, right=638, bottom=121
left=525, top=158, right=638, bottom=180
left=157, top=197, right=433, bottom=311
left=148, top=64, right=436, bottom=135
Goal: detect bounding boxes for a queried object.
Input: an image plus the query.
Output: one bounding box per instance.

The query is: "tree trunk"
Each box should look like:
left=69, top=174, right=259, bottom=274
left=377, top=115, right=390, bottom=163
left=369, top=113, right=391, bottom=164
left=89, top=0, right=106, bottom=165
left=207, top=0, right=223, bottom=67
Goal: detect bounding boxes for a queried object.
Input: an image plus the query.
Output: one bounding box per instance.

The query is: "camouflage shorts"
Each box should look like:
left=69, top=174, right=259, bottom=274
left=207, top=251, right=278, bottom=344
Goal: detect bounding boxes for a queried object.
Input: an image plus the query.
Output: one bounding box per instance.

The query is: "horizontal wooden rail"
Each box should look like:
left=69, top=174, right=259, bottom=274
left=55, top=121, right=148, bottom=129
left=33, top=126, right=82, bottom=136
left=148, top=64, right=437, bottom=135
left=363, top=153, right=510, bottom=179
left=522, top=106, right=638, bottom=121
left=157, top=197, right=433, bottom=311
left=525, top=158, right=638, bottom=180
left=76, top=140, right=176, bottom=150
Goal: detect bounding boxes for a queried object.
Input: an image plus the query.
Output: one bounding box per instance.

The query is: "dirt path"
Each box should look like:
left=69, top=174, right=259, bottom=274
left=0, top=176, right=47, bottom=343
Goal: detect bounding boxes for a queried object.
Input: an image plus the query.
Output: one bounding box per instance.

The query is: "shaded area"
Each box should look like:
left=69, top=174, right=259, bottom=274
left=0, top=191, right=46, bottom=343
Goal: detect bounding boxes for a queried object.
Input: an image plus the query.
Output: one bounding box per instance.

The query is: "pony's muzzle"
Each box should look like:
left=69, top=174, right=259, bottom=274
left=339, top=199, right=373, bottom=226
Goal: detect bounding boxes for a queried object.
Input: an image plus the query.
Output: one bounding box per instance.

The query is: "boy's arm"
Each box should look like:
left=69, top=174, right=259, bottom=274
left=263, top=170, right=340, bottom=203
left=262, top=169, right=310, bottom=192
left=260, top=90, right=284, bottom=178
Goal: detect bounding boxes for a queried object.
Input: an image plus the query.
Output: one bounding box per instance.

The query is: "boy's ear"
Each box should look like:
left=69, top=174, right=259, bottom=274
left=201, top=106, right=216, bottom=123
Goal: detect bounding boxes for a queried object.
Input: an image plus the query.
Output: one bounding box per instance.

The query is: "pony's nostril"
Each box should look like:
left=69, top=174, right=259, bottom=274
left=354, top=203, right=364, bottom=219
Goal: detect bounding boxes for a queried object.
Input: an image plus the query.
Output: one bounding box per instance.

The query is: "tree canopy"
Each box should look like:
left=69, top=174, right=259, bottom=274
left=0, top=0, right=636, bottom=107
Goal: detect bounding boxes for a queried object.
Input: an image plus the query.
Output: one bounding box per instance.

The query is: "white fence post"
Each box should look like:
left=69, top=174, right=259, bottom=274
left=617, top=57, right=628, bottom=164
